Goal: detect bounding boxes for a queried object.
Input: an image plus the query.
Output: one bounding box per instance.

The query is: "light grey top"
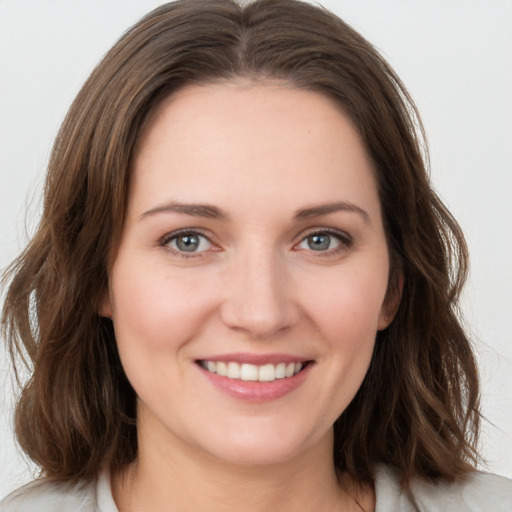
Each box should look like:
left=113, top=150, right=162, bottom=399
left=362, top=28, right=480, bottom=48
left=1, top=465, right=511, bottom=511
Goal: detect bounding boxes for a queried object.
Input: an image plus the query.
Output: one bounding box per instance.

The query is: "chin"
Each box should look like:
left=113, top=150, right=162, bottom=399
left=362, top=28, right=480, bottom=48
left=210, top=444, right=304, bottom=467
left=199, top=423, right=326, bottom=468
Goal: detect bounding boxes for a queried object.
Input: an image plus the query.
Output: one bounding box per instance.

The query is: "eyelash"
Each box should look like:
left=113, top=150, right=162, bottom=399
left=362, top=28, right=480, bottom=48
left=298, top=228, right=353, bottom=256
left=159, top=228, right=214, bottom=259
left=159, top=227, right=353, bottom=259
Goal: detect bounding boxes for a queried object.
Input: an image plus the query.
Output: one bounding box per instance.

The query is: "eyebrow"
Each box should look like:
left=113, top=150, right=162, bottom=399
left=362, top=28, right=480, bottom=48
left=294, top=201, right=371, bottom=224
left=139, top=200, right=370, bottom=224
left=140, top=201, right=228, bottom=220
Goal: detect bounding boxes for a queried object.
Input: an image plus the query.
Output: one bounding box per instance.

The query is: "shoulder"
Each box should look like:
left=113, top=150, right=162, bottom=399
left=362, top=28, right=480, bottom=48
left=0, top=477, right=97, bottom=512
left=375, top=465, right=512, bottom=512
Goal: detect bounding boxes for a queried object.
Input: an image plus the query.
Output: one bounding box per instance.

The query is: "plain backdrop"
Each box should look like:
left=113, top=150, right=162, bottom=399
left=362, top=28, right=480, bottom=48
left=1, top=0, right=511, bottom=499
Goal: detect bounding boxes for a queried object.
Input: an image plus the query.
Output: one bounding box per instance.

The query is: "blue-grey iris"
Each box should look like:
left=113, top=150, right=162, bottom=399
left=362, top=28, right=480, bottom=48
left=308, top=234, right=330, bottom=251
left=176, top=234, right=200, bottom=252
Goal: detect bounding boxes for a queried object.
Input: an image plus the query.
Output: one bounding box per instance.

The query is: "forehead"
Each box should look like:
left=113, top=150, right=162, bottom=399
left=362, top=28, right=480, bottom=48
left=137, top=81, right=365, bottom=159
left=130, top=82, right=381, bottom=221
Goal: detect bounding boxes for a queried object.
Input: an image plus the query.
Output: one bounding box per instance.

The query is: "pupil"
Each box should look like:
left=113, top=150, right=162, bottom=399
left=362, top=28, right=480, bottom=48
left=177, top=234, right=199, bottom=252
left=308, top=234, right=330, bottom=251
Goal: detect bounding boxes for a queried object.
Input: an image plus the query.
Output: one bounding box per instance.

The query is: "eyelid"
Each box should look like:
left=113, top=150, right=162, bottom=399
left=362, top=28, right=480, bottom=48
left=159, top=227, right=210, bottom=245
left=159, top=228, right=220, bottom=258
left=293, top=227, right=353, bottom=253
left=158, top=226, right=353, bottom=259
left=297, top=226, right=352, bottom=242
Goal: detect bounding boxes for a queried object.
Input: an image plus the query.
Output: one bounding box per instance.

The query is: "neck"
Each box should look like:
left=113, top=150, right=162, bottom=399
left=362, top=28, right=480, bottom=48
left=112, top=422, right=372, bottom=512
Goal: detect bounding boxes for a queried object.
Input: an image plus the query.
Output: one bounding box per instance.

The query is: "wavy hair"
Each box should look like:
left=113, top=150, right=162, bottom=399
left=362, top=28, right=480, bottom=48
left=2, top=0, right=480, bottom=487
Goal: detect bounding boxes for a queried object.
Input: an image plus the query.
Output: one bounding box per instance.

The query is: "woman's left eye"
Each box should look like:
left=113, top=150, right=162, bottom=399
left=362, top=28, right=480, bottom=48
left=163, top=231, right=212, bottom=254
left=296, top=231, right=351, bottom=253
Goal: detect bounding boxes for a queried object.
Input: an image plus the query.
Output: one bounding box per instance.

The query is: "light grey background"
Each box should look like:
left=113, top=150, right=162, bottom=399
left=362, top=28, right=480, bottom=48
left=1, top=0, right=511, bottom=498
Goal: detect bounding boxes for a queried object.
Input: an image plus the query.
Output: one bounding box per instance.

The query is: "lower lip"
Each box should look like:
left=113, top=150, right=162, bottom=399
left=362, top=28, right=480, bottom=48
left=197, top=363, right=313, bottom=403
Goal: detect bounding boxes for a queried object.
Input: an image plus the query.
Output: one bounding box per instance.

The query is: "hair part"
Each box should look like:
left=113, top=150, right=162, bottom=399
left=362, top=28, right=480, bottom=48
left=2, top=0, right=480, bottom=487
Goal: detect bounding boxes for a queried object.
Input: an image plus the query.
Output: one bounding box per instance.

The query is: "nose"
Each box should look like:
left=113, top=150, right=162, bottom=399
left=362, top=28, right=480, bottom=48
left=219, top=247, right=300, bottom=339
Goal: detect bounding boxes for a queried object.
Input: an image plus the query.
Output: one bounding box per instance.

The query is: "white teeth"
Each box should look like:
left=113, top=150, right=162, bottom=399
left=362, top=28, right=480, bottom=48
left=227, top=362, right=240, bottom=379
left=285, top=362, right=295, bottom=378
left=258, top=364, right=276, bottom=382
left=216, top=361, right=227, bottom=377
left=201, top=360, right=306, bottom=382
left=240, top=363, right=259, bottom=381
left=275, top=362, right=286, bottom=379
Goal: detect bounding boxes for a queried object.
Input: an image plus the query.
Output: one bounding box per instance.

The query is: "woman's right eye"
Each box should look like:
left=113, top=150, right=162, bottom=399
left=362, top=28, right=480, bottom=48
left=163, top=231, right=212, bottom=255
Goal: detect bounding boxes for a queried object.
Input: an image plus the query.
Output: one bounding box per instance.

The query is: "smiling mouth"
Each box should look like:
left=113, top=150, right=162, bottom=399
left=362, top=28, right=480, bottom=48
left=197, top=360, right=309, bottom=383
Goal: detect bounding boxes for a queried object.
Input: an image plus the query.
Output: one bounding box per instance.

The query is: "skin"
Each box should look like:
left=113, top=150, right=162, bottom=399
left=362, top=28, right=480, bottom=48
left=102, top=82, right=398, bottom=511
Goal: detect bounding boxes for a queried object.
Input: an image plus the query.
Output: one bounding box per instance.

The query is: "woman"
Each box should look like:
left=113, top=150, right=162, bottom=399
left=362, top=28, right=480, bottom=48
left=1, top=0, right=511, bottom=510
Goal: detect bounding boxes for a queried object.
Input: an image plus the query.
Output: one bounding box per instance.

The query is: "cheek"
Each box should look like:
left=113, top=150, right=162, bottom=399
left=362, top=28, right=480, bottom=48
left=286, top=267, right=388, bottom=433
left=109, top=258, right=218, bottom=354
left=302, top=263, right=389, bottom=341
left=108, top=260, right=221, bottom=409
left=314, top=286, right=380, bottom=377
left=300, top=262, right=388, bottom=389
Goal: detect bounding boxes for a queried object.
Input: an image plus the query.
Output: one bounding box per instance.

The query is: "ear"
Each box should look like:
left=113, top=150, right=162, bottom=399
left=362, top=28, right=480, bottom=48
left=99, top=289, right=113, bottom=319
left=377, top=270, right=403, bottom=330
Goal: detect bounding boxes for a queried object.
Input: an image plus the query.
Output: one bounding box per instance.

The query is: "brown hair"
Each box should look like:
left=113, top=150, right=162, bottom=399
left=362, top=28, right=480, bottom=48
left=2, top=0, right=480, bottom=487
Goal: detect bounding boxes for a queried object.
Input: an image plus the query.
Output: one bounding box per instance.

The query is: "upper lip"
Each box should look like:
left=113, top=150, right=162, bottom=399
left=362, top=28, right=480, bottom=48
left=196, top=352, right=313, bottom=365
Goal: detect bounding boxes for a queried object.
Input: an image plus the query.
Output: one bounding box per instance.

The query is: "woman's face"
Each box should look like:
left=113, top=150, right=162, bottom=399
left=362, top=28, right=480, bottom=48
left=103, top=83, right=396, bottom=467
